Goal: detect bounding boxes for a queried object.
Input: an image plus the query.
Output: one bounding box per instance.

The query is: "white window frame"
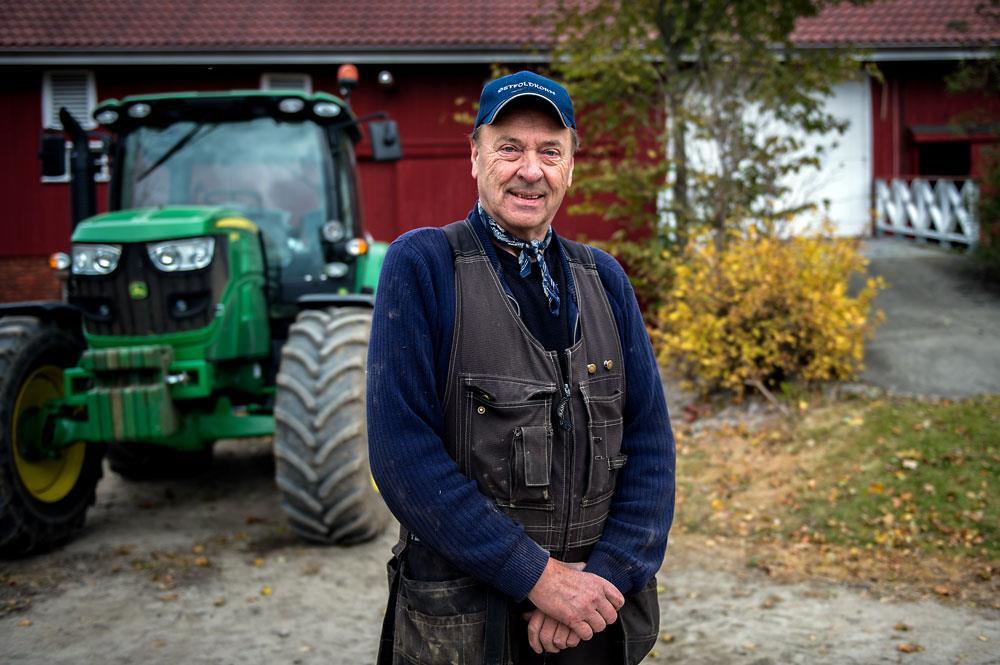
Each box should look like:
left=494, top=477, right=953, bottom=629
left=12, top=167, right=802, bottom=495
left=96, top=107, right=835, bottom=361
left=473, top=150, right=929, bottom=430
left=41, top=139, right=111, bottom=185
left=42, top=70, right=97, bottom=130
left=260, top=72, right=313, bottom=93
left=41, top=71, right=108, bottom=184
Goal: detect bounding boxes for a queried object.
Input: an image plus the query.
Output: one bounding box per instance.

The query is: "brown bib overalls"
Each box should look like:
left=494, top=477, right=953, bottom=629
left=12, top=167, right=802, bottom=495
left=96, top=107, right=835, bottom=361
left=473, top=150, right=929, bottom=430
left=377, top=220, right=658, bottom=665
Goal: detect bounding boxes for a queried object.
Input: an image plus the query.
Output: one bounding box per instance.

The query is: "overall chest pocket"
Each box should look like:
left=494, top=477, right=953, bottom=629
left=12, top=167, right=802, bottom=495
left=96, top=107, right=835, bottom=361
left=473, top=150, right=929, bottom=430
left=580, top=376, right=626, bottom=504
left=462, top=375, right=557, bottom=510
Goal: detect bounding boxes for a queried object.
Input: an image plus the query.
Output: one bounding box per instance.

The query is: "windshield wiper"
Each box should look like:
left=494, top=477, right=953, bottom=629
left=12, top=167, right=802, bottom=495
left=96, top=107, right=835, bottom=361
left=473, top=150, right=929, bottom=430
left=137, top=123, right=217, bottom=182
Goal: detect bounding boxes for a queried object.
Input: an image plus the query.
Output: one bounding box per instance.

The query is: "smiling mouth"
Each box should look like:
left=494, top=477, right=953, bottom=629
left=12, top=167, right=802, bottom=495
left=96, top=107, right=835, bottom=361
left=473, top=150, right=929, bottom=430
left=510, top=191, right=544, bottom=201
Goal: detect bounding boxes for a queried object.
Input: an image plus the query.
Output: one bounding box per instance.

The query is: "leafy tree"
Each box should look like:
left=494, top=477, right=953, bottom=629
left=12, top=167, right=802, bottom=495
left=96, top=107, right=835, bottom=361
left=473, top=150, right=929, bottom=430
left=945, top=0, right=1000, bottom=280
left=547, top=0, right=865, bottom=255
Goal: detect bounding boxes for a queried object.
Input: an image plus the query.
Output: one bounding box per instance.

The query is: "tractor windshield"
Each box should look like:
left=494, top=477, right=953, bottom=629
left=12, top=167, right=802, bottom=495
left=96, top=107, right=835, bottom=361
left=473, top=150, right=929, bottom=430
left=120, top=117, right=345, bottom=289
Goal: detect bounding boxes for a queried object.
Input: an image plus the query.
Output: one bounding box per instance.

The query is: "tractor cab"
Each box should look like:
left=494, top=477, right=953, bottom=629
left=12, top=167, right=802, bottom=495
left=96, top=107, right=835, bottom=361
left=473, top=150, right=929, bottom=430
left=90, top=90, right=398, bottom=310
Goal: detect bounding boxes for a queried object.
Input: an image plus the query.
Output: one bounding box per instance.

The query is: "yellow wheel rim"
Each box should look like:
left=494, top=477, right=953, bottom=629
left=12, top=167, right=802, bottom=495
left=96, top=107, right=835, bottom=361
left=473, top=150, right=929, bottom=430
left=12, top=366, right=86, bottom=503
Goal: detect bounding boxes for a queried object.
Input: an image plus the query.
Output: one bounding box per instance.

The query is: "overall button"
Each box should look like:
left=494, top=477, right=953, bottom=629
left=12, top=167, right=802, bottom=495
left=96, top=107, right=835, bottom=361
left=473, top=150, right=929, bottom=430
left=477, top=406, right=486, bottom=415
left=586, top=363, right=597, bottom=374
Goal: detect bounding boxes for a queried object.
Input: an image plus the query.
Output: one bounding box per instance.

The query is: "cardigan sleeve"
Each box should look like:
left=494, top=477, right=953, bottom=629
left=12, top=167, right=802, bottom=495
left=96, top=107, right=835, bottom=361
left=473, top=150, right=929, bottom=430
left=366, top=229, right=550, bottom=600
left=583, top=248, right=676, bottom=595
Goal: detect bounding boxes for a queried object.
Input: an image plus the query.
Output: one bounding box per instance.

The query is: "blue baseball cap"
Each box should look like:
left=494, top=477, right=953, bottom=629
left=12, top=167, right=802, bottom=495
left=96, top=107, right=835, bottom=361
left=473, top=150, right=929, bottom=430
left=474, top=71, right=575, bottom=130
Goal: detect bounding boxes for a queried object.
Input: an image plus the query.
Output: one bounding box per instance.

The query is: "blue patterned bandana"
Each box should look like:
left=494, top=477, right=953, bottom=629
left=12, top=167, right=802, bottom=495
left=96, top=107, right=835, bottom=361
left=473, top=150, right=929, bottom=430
left=478, top=202, right=560, bottom=317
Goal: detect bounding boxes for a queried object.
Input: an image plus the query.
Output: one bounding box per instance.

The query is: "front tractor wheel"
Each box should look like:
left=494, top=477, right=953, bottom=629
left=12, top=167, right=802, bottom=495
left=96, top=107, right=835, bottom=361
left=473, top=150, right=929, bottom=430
left=274, top=307, right=387, bottom=545
left=0, top=317, right=105, bottom=557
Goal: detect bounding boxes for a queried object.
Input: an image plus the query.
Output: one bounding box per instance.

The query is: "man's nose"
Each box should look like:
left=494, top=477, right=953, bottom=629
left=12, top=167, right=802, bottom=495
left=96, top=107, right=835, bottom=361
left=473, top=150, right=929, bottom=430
left=517, top=152, right=544, bottom=182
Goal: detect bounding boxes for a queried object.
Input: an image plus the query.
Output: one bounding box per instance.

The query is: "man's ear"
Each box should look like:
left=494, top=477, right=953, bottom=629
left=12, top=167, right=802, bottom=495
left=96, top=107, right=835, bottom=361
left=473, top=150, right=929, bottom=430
left=470, top=138, right=480, bottom=180
left=567, top=154, right=574, bottom=189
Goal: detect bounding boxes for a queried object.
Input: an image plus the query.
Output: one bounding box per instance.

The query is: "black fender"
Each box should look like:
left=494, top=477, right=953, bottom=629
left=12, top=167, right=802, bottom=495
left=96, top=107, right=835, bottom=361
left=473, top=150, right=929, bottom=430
left=296, top=294, right=374, bottom=310
left=0, top=301, right=83, bottom=333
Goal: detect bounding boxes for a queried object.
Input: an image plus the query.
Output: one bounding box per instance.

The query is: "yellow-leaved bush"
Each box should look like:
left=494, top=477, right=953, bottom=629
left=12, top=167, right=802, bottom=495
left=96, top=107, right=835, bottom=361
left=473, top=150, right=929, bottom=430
left=651, top=231, right=884, bottom=396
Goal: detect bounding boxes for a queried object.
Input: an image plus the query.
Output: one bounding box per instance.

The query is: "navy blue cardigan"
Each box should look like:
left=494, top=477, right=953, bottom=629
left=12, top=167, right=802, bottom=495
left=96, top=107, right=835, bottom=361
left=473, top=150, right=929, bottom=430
left=366, top=208, right=675, bottom=601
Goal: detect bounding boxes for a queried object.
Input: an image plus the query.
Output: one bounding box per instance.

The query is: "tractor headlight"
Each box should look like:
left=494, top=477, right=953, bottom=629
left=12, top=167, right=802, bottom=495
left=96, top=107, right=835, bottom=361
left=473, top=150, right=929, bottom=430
left=71, top=243, right=122, bottom=275
left=146, top=237, right=215, bottom=272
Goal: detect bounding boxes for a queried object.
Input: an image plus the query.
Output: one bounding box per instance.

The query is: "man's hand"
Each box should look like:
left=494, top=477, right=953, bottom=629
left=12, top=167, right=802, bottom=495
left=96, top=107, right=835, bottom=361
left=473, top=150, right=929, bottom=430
left=522, top=609, right=583, bottom=654
left=525, top=558, right=624, bottom=651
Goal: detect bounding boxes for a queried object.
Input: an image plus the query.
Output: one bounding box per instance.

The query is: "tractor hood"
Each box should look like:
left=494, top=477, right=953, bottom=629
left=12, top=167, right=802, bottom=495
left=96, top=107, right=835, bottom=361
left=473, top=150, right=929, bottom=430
left=71, top=207, right=250, bottom=244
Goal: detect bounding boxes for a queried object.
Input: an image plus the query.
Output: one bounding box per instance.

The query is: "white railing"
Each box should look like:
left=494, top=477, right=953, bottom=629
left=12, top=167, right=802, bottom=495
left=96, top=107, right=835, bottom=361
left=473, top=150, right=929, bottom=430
left=874, top=178, right=980, bottom=248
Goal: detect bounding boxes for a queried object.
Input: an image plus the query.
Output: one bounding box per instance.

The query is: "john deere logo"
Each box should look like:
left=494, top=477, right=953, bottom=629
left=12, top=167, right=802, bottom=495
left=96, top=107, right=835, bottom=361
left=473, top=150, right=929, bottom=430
left=128, top=281, right=148, bottom=300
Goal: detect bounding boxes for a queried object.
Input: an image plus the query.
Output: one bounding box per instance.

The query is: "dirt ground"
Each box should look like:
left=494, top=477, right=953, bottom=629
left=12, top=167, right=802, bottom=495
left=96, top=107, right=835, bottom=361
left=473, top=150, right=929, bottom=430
left=2, top=437, right=997, bottom=665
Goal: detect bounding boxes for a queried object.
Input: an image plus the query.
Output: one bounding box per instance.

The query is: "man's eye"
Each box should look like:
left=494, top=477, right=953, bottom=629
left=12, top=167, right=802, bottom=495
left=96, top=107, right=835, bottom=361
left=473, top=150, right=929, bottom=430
left=543, top=150, right=561, bottom=158
left=499, top=145, right=518, bottom=154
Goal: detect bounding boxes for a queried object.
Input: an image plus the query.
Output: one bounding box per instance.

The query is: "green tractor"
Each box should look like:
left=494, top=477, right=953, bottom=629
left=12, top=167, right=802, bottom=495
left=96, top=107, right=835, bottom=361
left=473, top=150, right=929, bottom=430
left=0, top=76, right=401, bottom=556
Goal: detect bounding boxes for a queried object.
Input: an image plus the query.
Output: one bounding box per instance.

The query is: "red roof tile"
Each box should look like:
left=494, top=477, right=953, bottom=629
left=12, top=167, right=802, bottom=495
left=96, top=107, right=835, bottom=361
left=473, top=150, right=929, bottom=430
left=0, top=0, right=553, bottom=50
left=0, top=0, right=995, bottom=52
left=793, top=0, right=1000, bottom=47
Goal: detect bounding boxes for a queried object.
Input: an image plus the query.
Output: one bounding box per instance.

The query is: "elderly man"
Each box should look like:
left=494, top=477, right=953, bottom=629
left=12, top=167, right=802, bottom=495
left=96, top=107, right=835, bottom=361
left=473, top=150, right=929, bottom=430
left=368, top=71, right=675, bottom=665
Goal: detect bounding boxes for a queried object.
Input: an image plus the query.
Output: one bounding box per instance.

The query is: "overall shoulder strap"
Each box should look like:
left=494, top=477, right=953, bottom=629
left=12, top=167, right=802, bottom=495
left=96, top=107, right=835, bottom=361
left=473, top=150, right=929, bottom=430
left=442, top=219, right=484, bottom=258
left=559, top=235, right=597, bottom=268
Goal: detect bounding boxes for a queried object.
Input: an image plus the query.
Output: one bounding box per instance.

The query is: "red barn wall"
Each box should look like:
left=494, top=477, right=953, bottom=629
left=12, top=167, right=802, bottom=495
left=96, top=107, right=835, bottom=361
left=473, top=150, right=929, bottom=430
left=870, top=61, right=1000, bottom=180
left=0, top=63, right=609, bottom=303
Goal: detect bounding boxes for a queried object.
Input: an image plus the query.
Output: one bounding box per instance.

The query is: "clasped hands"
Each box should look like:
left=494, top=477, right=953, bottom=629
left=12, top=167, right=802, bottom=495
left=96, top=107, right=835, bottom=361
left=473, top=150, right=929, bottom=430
left=524, top=558, right=625, bottom=655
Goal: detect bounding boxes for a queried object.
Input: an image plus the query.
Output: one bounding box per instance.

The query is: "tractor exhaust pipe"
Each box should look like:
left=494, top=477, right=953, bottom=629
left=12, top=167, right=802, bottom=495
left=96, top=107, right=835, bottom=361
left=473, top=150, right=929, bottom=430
left=59, top=107, right=96, bottom=229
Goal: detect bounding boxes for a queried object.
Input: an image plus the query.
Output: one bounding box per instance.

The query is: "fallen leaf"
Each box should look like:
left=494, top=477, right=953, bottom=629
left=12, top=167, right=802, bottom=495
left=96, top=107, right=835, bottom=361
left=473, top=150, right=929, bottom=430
left=977, top=635, right=988, bottom=642
left=868, top=482, right=885, bottom=495
left=260, top=586, right=273, bottom=597
left=897, top=643, right=924, bottom=653
left=214, top=597, right=226, bottom=607
left=194, top=556, right=210, bottom=567
left=647, top=649, right=659, bottom=659
left=933, top=585, right=951, bottom=596
left=17, top=618, right=32, bottom=627
left=760, top=594, right=782, bottom=609
left=245, top=515, right=265, bottom=525
left=152, top=640, right=166, bottom=648
left=660, top=632, right=675, bottom=643
left=894, top=623, right=910, bottom=632
left=656, top=583, right=666, bottom=594
left=253, top=558, right=265, bottom=567
left=158, top=593, right=178, bottom=602
left=192, top=544, right=205, bottom=555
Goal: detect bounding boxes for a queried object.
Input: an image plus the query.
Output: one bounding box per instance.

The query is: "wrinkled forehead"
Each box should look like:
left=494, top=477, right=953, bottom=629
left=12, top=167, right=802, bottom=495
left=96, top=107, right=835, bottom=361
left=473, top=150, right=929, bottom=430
left=481, top=100, right=573, bottom=146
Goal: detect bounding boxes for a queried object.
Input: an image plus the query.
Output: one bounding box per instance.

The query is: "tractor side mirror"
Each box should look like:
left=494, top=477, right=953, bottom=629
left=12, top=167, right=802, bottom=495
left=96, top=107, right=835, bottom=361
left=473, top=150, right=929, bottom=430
left=39, top=134, right=68, bottom=178
left=368, top=120, right=402, bottom=163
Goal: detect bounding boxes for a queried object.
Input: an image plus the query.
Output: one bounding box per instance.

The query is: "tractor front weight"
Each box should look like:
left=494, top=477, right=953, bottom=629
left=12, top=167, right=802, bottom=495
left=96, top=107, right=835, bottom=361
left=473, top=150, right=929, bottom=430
left=47, top=345, right=274, bottom=452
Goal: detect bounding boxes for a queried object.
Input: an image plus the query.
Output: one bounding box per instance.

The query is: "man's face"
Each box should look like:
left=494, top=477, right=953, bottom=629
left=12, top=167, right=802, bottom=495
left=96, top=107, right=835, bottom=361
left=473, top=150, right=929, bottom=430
left=471, top=107, right=574, bottom=241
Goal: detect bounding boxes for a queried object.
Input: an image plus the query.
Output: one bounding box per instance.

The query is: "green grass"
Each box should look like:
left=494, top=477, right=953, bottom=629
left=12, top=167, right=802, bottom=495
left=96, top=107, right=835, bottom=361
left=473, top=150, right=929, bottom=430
left=790, top=396, right=999, bottom=558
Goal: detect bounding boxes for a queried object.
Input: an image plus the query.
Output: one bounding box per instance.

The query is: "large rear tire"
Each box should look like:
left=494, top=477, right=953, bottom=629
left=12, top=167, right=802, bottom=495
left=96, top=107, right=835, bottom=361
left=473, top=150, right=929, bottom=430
left=274, top=307, right=387, bottom=544
left=0, top=317, right=105, bottom=557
